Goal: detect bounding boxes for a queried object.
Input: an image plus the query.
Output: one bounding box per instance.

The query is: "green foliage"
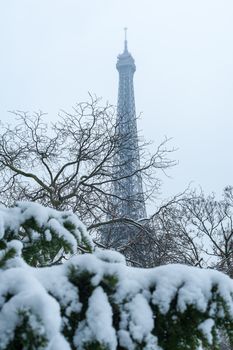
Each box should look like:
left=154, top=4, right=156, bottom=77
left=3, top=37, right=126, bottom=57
left=153, top=301, right=208, bottom=350
left=0, top=202, right=232, bottom=350
left=63, top=267, right=95, bottom=348
left=0, top=245, right=17, bottom=269
left=63, top=259, right=233, bottom=350
left=21, top=216, right=72, bottom=266
left=149, top=284, right=233, bottom=350
left=0, top=202, right=93, bottom=267
left=1, top=247, right=232, bottom=349
left=83, top=341, right=110, bottom=350
left=5, top=309, right=48, bottom=350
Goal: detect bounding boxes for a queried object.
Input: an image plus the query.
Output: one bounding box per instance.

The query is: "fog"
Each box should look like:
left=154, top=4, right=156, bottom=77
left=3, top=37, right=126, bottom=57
left=1, top=0, right=233, bottom=202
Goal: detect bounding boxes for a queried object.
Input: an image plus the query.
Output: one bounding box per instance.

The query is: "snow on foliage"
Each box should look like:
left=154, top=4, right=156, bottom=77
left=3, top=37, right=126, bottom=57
left=0, top=202, right=93, bottom=266
left=0, top=202, right=232, bottom=350
left=73, top=286, right=117, bottom=349
left=0, top=267, right=70, bottom=350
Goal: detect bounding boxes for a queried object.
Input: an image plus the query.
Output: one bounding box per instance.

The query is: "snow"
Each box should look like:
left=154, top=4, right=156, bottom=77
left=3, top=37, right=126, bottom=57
left=48, top=334, right=71, bottom=350
left=35, top=265, right=82, bottom=317
left=0, top=202, right=232, bottom=349
left=126, top=294, right=154, bottom=342
left=47, top=217, right=78, bottom=250
left=0, top=267, right=67, bottom=349
left=0, top=239, right=23, bottom=258
left=119, top=293, right=159, bottom=349
left=198, top=318, right=215, bottom=344
left=74, top=287, right=117, bottom=349
left=0, top=206, right=22, bottom=239
left=0, top=201, right=94, bottom=255
left=118, top=329, right=135, bottom=350
left=94, top=248, right=126, bottom=264
left=0, top=250, right=232, bottom=349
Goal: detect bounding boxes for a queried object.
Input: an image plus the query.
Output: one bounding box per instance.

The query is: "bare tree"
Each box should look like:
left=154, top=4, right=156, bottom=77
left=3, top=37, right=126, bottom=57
left=91, top=190, right=199, bottom=267
left=134, top=188, right=233, bottom=276
left=0, top=96, right=174, bottom=230
left=182, top=188, right=233, bottom=277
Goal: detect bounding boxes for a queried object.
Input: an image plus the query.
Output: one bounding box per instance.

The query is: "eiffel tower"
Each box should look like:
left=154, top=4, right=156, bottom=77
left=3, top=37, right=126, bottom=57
left=113, top=28, right=146, bottom=221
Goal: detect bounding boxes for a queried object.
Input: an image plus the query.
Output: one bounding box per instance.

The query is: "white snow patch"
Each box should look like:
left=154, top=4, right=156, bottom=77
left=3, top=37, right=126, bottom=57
left=198, top=318, right=215, bottom=344
left=74, top=286, right=117, bottom=349
left=0, top=267, right=65, bottom=349
left=94, top=248, right=126, bottom=264
left=127, top=294, right=154, bottom=342
left=0, top=202, right=93, bottom=255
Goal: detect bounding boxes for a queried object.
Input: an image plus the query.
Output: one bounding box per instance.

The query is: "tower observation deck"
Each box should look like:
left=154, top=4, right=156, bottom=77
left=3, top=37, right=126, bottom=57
left=113, top=29, right=146, bottom=221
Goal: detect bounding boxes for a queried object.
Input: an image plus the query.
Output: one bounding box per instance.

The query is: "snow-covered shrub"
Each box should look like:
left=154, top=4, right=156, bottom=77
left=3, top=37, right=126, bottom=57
left=0, top=202, right=232, bottom=350
left=0, top=202, right=93, bottom=267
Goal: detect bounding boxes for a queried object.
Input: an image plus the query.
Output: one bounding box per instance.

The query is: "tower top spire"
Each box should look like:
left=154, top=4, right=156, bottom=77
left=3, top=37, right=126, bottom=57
left=124, top=27, right=128, bottom=52
left=117, top=28, right=136, bottom=72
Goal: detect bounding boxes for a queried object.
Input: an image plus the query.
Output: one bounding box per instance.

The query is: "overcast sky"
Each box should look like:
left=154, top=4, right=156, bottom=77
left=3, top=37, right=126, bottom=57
left=1, top=0, right=233, bottom=203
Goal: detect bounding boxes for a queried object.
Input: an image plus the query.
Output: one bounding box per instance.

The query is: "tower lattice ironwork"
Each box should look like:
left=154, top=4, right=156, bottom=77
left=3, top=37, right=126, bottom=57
left=113, top=29, right=146, bottom=221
